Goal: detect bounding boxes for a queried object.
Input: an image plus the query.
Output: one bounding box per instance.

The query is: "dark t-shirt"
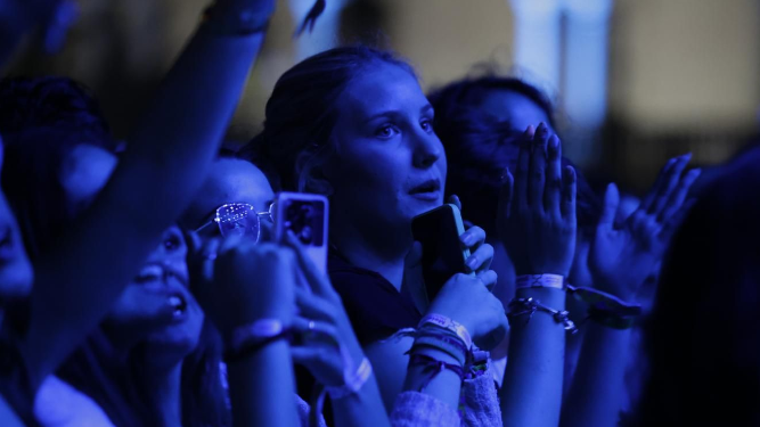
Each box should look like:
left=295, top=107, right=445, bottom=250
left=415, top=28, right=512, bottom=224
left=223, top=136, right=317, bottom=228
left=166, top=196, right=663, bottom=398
left=328, top=250, right=422, bottom=345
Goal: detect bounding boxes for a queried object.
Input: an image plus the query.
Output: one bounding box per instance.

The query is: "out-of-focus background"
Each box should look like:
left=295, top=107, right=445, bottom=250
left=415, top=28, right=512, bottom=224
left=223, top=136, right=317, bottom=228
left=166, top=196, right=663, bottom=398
left=5, top=0, right=759, bottom=191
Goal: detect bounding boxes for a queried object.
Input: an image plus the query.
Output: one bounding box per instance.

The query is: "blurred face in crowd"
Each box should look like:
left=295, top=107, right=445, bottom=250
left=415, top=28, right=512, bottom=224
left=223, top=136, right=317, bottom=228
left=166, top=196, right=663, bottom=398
left=477, top=89, right=555, bottom=135
left=181, top=158, right=275, bottom=241
left=324, top=62, right=447, bottom=238
left=0, top=137, right=34, bottom=301
left=105, top=225, right=204, bottom=362
left=58, top=145, right=203, bottom=360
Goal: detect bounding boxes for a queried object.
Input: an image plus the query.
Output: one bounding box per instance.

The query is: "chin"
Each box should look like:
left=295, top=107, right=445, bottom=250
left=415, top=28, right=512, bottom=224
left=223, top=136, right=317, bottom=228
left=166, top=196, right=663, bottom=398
left=0, top=263, right=34, bottom=300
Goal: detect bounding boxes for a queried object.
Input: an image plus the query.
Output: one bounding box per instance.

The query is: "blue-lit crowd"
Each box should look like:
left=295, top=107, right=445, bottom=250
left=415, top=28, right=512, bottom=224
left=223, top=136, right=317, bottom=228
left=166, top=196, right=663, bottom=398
left=0, top=1, right=758, bottom=426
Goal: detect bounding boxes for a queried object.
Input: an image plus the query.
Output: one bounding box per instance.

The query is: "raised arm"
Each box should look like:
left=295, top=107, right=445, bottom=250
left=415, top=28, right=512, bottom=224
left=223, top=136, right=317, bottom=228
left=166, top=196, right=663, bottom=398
left=561, top=155, right=699, bottom=427
left=21, top=0, right=276, bottom=389
left=498, top=123, right=577, bottom=427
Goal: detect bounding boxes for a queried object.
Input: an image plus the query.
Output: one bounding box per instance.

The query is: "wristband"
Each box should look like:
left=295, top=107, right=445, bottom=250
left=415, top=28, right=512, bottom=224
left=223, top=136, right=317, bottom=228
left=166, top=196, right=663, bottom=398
left=412, top=328, right=468, bottom=366
left=408, top=353, right=465, bottom=392
left=326, top=357, right=373, bottom=400
left=224, top=319, right=291, bottom=362
left=516, top=274, right=565, bottom=290
left=202, top=0, right=275, bottom=36
left=508, top=297, right=577, bottom=333
left=419, top=314, right=473, bottom=350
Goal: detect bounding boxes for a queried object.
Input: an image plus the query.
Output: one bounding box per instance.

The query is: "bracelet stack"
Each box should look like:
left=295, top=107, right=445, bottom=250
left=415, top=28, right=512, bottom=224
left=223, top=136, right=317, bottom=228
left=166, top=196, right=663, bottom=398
left=510, top=274, right=644, bottom=331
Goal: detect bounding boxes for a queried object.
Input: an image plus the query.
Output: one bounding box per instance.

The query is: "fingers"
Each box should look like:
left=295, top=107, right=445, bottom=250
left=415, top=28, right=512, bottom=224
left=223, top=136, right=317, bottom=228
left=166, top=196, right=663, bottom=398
left=294, top=287, right=336, bottom=323
left=497, top=167, right=514, bottom=224
left=529, top=123, right=549, bottom=210
left=448, top=194, right=462, bottom=212
left=477, top=269, right=498, bottom=291
left=597, top=182, right=620, bottom=233
left=283, top=230, right=334, bottom=298
left=639, top=157, right=677, bottom=212
left=561, top=165, right=577, bottom=222
left=218, top=232, right=245, bottom=255
left=460, top=226, right=485, bottom=249
left=544, top=134, right=562, bottom=214
left=466, top=243, right=494, bottom=273
left=660, top=197, right=697, bottom=242
left=515, top=125, right=534, bottom=208
left=649, top=153, right=691, bottom=216
left=657, top=168, right=701, bottom=222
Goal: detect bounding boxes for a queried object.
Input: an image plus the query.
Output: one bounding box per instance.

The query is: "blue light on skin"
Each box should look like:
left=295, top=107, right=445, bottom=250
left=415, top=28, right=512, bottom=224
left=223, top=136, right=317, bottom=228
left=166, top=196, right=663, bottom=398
left=324, top=62, right=447, bottom=279
left=0, top=136, right=34, bottom=305
left=180, top=157, right=276, bottom=238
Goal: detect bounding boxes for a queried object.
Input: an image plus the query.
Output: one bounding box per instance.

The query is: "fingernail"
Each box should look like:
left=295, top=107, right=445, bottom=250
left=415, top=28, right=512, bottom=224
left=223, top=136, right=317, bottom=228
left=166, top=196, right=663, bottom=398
left=466, top=256, right=478, bottom=271
left=461, top=232, right=475, bottom=246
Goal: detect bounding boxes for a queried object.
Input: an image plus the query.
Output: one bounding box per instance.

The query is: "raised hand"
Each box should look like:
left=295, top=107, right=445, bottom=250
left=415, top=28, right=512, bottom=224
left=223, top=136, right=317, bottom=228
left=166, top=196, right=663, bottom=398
left=186, top=231, right=297, bottom=337
left=498, top=123, right=577, bottom=276
left=589, top=154, right=700, bottom=301
left=282, top=231, right=365, bottom=388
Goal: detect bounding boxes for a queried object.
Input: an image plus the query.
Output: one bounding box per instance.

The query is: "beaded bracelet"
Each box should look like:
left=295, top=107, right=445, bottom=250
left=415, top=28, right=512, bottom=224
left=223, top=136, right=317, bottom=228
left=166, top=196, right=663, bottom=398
left=408, top=353, right=465, bottom=392
left=508, top=297, right=578, bottom=334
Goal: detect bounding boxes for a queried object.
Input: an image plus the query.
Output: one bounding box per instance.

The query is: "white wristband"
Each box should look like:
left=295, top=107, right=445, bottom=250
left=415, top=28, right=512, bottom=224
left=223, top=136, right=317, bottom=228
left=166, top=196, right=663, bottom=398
left=326, top=357, right=373, bottom=400
left=516, top=274, right=565, bottom=290
left=419, top=313, right=473, bottom=350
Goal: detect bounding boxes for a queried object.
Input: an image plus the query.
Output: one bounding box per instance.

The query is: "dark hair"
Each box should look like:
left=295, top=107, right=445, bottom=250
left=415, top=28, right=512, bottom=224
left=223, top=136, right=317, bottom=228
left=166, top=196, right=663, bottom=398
left=2, top=127, right=230, bottom=427
left=636, top=147, right=760, bottom=426
left=0, top=76, right=115, bottom=151
left=428, top=75, right=558, bottom=132
left=242, top=45, right=415, bottom=192
left=428, top=76, right=599, bottom=234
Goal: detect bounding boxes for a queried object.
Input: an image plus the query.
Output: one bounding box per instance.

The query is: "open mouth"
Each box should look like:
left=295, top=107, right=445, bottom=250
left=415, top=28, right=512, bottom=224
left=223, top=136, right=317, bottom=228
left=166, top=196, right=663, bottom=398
left=168, top=293, right=188, bottom=318
left=409, top=179, right=441, bottom=195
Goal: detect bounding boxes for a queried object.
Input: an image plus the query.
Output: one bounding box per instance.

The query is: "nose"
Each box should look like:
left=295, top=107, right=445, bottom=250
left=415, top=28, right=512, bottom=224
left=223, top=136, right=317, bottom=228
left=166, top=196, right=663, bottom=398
left=412, top=132, right=443, bottom=169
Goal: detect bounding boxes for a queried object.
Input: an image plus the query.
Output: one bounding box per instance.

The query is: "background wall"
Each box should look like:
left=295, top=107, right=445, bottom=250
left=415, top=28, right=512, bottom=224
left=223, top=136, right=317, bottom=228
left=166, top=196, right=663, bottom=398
left=6, top=0, right=759, bottom=191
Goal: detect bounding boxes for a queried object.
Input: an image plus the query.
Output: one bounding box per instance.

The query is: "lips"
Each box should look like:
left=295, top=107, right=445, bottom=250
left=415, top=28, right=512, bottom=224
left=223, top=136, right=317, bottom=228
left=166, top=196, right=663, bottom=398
left=168, top=293, right=188, bottom=318
left=409, top=179, right=442, bottom=201
left=132, top=263, right=191, bottom=319
left=409, top=179, right=441, bottom=195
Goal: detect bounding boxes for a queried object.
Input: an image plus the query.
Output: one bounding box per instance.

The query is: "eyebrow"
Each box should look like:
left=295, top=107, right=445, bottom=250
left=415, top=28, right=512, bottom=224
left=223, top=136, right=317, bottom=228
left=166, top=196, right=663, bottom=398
left=362, top=104, right=434, bottom=123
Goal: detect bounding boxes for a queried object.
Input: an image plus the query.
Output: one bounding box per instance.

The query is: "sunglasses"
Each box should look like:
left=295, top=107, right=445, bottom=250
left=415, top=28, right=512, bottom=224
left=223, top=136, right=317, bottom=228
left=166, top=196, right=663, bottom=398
left=194, top=202, right=275, bottom=243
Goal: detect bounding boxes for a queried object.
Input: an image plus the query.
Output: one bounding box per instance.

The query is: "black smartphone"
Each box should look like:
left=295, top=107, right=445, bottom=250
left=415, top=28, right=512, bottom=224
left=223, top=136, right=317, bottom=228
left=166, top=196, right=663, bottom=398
left=411, top=204, right=472, bottom=301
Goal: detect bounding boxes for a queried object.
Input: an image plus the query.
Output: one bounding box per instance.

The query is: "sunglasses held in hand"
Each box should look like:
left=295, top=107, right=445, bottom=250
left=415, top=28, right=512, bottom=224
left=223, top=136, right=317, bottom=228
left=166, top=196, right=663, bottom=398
left=195, top=202, right=275, bottom=243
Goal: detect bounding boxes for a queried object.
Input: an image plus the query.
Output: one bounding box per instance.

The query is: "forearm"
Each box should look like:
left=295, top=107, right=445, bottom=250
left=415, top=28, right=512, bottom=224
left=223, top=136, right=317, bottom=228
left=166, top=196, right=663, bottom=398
left=500, top=287, right=566, bottom=427
left=332, top=374, right=391, bottom=427
left=227, top=340, right=298, bottom=427
left=22, top=1, right=273, bottom=387
left=403, top=347, right=462, bottom=410
left=560, top=324, right=631, bottom=427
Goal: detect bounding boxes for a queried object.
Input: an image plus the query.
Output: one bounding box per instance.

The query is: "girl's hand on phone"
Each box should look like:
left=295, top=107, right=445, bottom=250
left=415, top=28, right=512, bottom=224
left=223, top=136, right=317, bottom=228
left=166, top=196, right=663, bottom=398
left=497, top=123, right=577, bottom=276
left=448, top=195, right=496, bottom=287
left=186, top=231, right=297, bottom=337
left=428, top=272, right=507, bottom=351
left=282, top=231, right=366, bottom=387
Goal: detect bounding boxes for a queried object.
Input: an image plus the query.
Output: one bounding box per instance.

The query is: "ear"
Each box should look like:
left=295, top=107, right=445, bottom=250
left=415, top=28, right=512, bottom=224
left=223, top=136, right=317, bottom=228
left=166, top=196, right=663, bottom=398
left=295, top=148, right=334, bottom=196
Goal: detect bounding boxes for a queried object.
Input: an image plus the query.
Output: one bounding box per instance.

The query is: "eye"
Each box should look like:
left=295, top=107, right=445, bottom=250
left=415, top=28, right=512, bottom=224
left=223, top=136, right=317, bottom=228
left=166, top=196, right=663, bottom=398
left=420, top=118, right=434, bottom=133
left=163, top=231, right=183, bottom=252
left=375, top=124, right=400, bottom=139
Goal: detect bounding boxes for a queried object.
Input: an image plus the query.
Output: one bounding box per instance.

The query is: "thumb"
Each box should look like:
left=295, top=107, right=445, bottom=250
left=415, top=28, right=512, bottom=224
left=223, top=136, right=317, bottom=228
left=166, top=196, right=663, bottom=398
left=448, top=194, right=462, bottom=212
left=598, top=182, right=620, bottom=232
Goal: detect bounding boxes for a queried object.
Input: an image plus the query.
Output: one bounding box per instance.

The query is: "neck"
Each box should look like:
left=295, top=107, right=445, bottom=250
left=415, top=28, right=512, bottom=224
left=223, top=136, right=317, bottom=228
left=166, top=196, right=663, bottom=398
left=142, top=360, right=184, bottom=427
left=331, top=217, right=411, bottom=290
